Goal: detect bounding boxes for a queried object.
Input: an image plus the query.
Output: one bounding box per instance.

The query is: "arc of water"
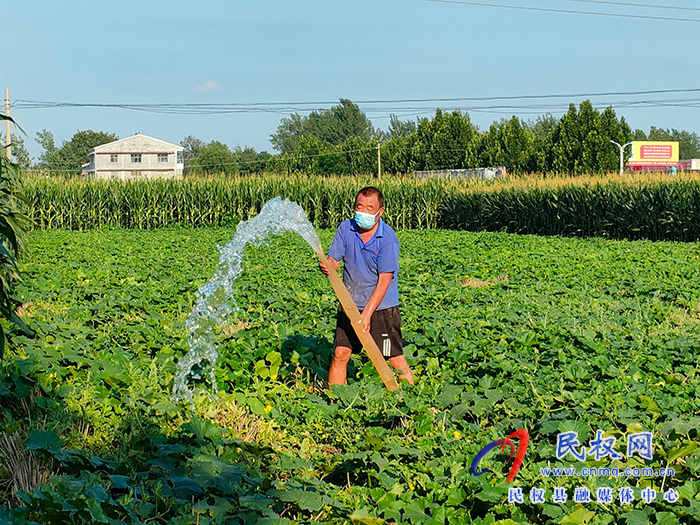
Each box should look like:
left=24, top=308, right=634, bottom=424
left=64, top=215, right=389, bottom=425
left=172, top=198, right=323, bottom=406
left=172, top=197, right=398, bottom=406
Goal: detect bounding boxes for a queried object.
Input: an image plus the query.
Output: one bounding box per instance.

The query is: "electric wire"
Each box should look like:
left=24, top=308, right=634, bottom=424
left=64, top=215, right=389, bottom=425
left=420, top=0, right=700, bottom=23
left=562, top=0, right=700, bottom=12
left=13, top=88, right=700, bottom=116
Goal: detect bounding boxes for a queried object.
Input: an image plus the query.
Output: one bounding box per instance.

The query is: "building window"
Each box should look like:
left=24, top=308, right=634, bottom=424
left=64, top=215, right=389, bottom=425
left=158, top=153, right=168, bottom=163
left=110, top=171, right=118, bottom=179
left=177, top=151, right=183, bottom=163
left=131, top=154, right=142, bottom=163
left=110, top=154, right=118, bottom=163
left=132, top=171, right=142, bottom=177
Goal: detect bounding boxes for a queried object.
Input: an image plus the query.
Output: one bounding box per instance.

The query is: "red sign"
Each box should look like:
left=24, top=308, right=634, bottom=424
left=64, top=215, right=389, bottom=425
left=640, top=145, right=673, bottom=160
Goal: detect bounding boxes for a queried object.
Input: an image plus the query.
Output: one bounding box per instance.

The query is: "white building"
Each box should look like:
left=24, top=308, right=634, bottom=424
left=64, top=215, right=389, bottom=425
left=81, top=133, right=184, bottom=180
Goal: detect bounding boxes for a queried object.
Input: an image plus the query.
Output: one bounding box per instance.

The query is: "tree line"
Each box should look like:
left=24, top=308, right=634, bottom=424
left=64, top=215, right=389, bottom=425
left=16, top=98, right=700, bottom=175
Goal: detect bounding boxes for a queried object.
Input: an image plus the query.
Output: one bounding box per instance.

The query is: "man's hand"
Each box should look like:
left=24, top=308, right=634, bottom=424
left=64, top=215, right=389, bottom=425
left=361, top=309, right=373, bottom=333
left=319, top=257, right=340, bottom=276
left=319, top=260, right=330, bottom=275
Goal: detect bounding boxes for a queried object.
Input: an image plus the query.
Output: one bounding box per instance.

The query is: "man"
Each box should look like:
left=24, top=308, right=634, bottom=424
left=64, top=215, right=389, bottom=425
left=319, top=186, right=414, bottom=386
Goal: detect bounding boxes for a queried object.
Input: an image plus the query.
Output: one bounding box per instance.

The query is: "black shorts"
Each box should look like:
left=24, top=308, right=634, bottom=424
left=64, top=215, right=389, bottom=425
left=334, top=305, right=403, bottom=358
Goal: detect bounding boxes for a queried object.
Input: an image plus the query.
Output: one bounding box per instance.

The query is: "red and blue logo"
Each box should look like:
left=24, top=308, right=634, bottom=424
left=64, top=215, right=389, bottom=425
left=470, top=428, right=529, bottom=483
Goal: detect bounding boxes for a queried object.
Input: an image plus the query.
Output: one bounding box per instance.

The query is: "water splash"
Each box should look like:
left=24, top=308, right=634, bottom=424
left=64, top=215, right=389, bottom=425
left=172, top=197, right=321, bottom=406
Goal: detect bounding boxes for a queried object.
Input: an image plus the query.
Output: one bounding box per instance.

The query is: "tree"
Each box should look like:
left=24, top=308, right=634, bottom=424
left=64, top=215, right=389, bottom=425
left=526, top=114, right=559, bottom=137
left=234, top=146, right=271, bottom=175
left=597, top=107, right=632, bottom=171
left=0, top=133, right=31, bottom=169
left=189, top=141, right=238, bottom=174
left=412, top=109, right=479, bottom=170
left=270, top=99, right=375, bottom=153
left=35, top=129, right=58, bottom=168
left=382, top=133, right=416, bottom=174
left=385, top=115, right=417, bottom=141
left=478, top=116, right=534, bottom=173
left=673, top=129, right=700, bottom=159
left=36, top=129, right=118, bottom=174
left=270, top=114, right=305, bottom=154
left=180, top=135, right=205, bottom=162
left=577, top=101, right=607, bottom=172
left=523, top=115, right=560, bottom=171
left=548, top=101, right=631, bottom=174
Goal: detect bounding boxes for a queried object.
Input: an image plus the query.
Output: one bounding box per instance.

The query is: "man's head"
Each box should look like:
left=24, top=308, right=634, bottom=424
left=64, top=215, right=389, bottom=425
left=356, top=187, right=384, bottom=209
left=354, top=187, right=384, bottom=230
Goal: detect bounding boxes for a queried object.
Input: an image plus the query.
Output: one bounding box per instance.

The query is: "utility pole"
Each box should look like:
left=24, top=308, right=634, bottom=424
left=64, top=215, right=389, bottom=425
left=4, top=89, right=10, bottom=162
left=377, top=141, right=381, bottom=178
left=610, top=140, right=632, bottom=176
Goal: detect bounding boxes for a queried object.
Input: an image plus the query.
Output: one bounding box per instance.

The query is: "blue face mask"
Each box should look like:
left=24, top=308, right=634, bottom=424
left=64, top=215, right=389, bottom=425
left=354, top=210, right=379, bottom=229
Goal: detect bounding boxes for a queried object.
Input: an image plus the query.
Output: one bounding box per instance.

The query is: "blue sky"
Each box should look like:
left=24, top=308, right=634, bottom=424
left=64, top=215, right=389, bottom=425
left=5, top=0, right=700, bottom=159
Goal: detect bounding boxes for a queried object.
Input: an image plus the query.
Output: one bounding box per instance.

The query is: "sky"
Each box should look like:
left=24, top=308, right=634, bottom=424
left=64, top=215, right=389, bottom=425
left=4, top=0, right=700, bottom=160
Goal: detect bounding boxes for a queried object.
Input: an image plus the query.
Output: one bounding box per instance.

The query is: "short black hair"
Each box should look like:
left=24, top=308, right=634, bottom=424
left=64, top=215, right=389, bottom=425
left=356, top=186, right=384, bottom=208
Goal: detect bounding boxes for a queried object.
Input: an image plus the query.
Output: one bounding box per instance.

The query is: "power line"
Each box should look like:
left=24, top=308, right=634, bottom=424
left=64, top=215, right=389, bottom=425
left=420, top=0, right=700, bottom=23
left=13, top=88, right=700, bottom=113
left=562, top=0, right=700, bottom=12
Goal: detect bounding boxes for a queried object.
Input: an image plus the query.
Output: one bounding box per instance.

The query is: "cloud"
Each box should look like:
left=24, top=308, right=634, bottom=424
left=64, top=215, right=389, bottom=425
left=194, top=81, right=222, bottom=93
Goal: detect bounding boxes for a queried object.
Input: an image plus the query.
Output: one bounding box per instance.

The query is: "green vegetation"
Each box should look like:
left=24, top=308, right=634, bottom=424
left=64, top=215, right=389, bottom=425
left=180, top=136, right=272, bottom=176
left=268, top=100, right=633, bottom=176
left=28, top=100, right=646, bottom=176
left=0, top=117, right=35, bottom=357
left=1, top=228, right=700, bottom=524
left=22, top=172, right=700, bottom=241
left=35, top=129, right=118, bottom=174
left=26, top=100, right=700, bottom=177
left=271, top=99, right=375, bottom=154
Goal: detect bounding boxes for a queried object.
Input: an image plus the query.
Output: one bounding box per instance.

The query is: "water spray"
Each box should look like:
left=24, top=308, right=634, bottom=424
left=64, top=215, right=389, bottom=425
left=173, top=197, right=398, bottom=406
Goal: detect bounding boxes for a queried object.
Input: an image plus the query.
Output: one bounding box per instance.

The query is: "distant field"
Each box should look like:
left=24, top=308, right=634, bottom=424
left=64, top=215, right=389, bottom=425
left=2, top=227, right=699, bottom=523
left=21, top=172, right=700, bottom=241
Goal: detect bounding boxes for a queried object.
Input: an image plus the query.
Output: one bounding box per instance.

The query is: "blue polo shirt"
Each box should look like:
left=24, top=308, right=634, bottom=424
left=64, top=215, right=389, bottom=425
left=327, top=218, right=399, bottom=311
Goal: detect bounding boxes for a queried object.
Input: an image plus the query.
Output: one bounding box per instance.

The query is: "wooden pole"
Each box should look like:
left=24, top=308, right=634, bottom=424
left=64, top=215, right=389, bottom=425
left=377, top=141, right=381, bottom=178
left=314, top=247, right=398, bottom=391
left=4, top=89, right=10, bottom=161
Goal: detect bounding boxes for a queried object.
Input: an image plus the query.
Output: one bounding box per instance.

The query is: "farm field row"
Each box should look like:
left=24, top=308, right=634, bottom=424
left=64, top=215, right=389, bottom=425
left=1, top=227, right=700, bottom=524
left=23, top=172, right=700, bottom=242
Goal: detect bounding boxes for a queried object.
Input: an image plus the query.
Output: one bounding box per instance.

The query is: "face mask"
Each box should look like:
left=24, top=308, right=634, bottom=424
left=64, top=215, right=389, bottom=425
left=354, top=210, right=379, bottom=229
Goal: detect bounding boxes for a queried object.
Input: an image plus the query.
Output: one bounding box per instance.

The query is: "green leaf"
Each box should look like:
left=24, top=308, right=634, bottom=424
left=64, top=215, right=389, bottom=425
left=621, top=509, right=652, bottom=525
left=655, top=512, right=679, bottom=525
left=668, top=442, right=700, bottom=463
left=108, top=475, right=131, bottom=490
left=351, top=518, right=386, bottom=525
left=257, top=518, right=292, bottom=525
left=181, top=416, right=222, bottom=440
left=169, top=476, right=203, bottom=500
left=446, top=487, right=466, bottom=506
left=248, top=397, right=266, bottom=416
left=87, top=499, right=110, bottom=523
left=543, top=505, right=563, bottom=518
left=677, top=480, right=700, bottom=501
left=560, top=508, right=595, bottom=524
left=240, top=494, right=275, bottom=511
left=26, top=429, right=65, bottom=451
left=271, top=488, right=324, bottom=512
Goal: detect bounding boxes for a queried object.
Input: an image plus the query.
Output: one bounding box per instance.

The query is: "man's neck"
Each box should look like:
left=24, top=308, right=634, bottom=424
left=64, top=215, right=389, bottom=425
left=358, top=220, right=379, bottom=242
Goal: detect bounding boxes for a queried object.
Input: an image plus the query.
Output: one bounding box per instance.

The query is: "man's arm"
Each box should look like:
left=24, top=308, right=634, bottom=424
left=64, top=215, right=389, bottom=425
left=360, top=272, right=394, bottom=333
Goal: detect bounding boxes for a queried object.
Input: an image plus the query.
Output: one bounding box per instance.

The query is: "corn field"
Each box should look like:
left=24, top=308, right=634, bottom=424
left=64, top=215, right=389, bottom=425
left=22, top=172, right=700, bottom=241
left=23, top=174, right=451, bottom=230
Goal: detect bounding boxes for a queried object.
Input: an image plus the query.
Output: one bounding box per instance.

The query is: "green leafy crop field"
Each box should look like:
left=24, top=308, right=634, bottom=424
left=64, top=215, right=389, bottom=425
left=1, top=228, right=700, bottom=524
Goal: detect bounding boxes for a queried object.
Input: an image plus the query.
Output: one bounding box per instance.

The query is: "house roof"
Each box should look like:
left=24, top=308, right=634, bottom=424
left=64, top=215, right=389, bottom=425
left=90, top=133, right=184, bottom=154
